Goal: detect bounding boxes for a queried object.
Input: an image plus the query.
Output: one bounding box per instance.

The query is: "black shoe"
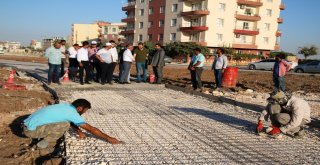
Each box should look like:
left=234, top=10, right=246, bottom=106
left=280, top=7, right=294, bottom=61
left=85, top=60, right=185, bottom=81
left=101, top=82, right=105, bottom=85
left=80, top=82, right=84, bottom=85
left=136, top=81, right=141, bottom=83
left=85, top=82, right=91, bottom=84
left=109, top=82, right=114, bottom=85
left=57, top=82, right=62, bottom=85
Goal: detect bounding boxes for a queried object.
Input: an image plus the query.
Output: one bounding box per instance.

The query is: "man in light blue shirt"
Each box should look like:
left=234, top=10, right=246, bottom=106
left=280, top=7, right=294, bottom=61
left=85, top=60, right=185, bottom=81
left=45, top=41, right=62, bottom=85
left=23, top=99, right=121, bottom=149
left=188, top=47, right=205, bottom=92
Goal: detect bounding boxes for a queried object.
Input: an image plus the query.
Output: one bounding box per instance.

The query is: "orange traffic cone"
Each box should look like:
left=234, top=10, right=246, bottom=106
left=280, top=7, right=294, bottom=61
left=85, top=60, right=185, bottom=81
left=62, top=70, right=70, bottom=82
left=7, top=69, right=15, bottom=84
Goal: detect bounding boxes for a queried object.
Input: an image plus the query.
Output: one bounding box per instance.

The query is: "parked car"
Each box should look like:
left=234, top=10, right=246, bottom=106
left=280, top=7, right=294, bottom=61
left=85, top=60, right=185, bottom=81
left=0, top=47, right=4, bottom=54
left=164, top=56, right=172, bottom=63
left=294, top=60, right=320, bottom=73
left=248, top=59, right=296, bottom=70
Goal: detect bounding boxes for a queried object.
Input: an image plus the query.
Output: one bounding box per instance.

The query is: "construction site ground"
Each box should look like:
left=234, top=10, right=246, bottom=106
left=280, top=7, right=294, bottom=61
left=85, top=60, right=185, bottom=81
left=0, top=55, right=320, bottom=164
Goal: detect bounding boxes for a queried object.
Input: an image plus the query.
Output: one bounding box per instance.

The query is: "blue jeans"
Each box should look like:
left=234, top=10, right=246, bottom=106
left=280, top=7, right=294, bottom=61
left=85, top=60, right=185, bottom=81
left=214, top=69, right=222, bottom=88
left=48, top=63, right=61, bottom=83
left=136, top=62, right=147, bottom=82
left=273, top=76, right=286, bottom=92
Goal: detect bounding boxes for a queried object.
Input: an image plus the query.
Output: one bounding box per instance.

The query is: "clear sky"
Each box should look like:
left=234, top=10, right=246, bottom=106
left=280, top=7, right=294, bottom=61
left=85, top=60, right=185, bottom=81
left=0, top=0, right=319, bottom=54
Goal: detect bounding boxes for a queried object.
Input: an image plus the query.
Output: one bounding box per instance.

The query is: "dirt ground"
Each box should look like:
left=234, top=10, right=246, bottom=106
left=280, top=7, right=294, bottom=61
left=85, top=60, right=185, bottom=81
left=0, top=55, right=48, bottom=64
left=0, top=67, right=58, bottom=164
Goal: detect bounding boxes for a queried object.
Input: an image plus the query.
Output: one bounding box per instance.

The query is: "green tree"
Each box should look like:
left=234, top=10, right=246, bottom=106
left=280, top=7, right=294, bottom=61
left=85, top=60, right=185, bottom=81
left=298, top=45, right=318, bottom=59
left=269, top=51, right=296, bottom=59
left=143, top=41, right=156, bottom=54
left=164, top=42, right=210, bottom=58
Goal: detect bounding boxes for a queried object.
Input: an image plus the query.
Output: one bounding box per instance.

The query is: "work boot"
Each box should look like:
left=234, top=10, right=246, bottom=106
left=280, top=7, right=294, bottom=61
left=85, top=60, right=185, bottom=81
left=294, top=128, right=305, bottom=139
left=37, top=139, right=49, bottom=149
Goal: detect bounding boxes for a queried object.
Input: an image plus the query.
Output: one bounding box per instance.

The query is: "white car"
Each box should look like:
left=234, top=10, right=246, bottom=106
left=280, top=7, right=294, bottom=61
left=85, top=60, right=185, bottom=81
left=248, top=59, right=296, bottom=70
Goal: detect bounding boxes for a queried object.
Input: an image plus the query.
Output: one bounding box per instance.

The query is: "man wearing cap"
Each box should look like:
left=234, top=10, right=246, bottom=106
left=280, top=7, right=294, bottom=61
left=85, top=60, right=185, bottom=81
left=256, top=91, right=311, bottom=138
left=96, top=43, right=113, bottom=85
left=88, top=41, right=100, bottom=82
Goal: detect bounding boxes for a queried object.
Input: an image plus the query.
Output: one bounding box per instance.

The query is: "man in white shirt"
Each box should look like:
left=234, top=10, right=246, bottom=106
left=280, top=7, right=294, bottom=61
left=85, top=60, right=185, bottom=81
left=60, top=40, right=68, bottom=78
left=109, top=40, right=118, bottom=83
left=67, top=44, right=80, bottom=81
left=77, top=41, right=91, bottom=85
left=119, top=44, right=134, bottom=84
left=95, top=43, right=113, bottom=85
left=211, top=48, right=228, bottom=89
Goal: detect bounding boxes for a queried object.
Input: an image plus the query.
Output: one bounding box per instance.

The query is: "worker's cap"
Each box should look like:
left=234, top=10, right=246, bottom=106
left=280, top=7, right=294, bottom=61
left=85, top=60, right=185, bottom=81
left=91, top=41, right=97, bottom=45
left=269, top=91, right=290, bottom=105
left=271, top=91, right=286, bottom=101
left=106, top=43, right=112, bottom=46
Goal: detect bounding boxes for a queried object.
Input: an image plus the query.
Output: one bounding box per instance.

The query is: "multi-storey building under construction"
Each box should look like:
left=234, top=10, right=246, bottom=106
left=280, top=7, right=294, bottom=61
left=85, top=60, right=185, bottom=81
left=121, top=0, right=284, bottom=55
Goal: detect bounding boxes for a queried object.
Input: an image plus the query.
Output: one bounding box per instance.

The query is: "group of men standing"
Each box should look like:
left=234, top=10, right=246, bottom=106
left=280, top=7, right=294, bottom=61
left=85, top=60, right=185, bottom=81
left=45, top=40, right=166, bottom=85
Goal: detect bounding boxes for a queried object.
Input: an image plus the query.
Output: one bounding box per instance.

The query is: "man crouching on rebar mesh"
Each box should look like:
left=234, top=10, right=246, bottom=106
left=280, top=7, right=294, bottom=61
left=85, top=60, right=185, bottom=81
left=256, top=91, right=311, bottom=138
left=22, top=99, right=121, bottom=149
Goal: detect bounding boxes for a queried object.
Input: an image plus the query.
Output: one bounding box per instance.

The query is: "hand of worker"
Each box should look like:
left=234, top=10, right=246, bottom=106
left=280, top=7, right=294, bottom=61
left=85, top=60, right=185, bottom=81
left=268, top=126, right=281, bottom=136
left=256, top=120, right=264, bottom=133
left=108, top=137, right=122, bottom=144
left=78, top=132, right=86, bottom=139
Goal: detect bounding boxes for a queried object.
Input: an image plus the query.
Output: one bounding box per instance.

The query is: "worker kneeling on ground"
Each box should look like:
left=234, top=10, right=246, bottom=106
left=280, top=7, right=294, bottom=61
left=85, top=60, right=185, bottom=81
left=256, top=91, right=311, bottom=138
left=23, top=99, right=121, bottom=149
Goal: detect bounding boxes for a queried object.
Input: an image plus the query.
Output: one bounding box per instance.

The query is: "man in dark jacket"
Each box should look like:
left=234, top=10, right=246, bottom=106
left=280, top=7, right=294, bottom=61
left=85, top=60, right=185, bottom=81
left=151, top=43, right=165, bottom=84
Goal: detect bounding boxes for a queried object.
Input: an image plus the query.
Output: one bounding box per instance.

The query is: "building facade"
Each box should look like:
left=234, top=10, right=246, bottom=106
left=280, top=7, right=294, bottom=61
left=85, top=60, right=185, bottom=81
left=121, top=0, right=284, bottom=55
left=72, top=22, right=126, bottom=45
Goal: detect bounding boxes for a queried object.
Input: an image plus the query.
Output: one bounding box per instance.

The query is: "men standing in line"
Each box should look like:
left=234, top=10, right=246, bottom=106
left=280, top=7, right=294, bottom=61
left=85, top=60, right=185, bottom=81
left=60, top=40, right=68, bottom=78
left=119, top=44, right=134, bottom=84
left=96, top=43, right=113, bottom=85
left=45, top=41, right=62, bottom=85
left=134, top=42, right=149, bottom=83
left=109, top=40, right=118, bottom=83
left=272, top=53, right=291, bottom=93
left=151, top=43, right=165, bottom=84
left=188, top=48, right=205, bottom=92
left=67, top=44, right=80, bottom=81
left=77, top=41, right=91, bottom=85
left=88, top=41, right=99, bottom=82
left=211, top=48, right=228, bottom=90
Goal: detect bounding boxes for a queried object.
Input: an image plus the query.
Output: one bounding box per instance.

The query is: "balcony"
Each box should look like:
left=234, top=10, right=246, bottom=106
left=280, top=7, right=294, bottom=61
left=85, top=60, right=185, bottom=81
left=122, top=2, right=136, bottom=11
left=120, top=29, right=135, bottom=35
left=181, top=9, right=210, bottom=18
left=237, top=0, right=263, bottom=7
left=235, top=12, right=261, bottom=22
left=180, top=23, right=208, bottom=32
left=233, top=43, right=258, bottom=49
left=280, top=4, right=285, bottom=10
left=234, top=27, right=259, bottom=36
left=277, top=18, right=283, bottom=24
left=121, top=17, right=135, bottom=23
left=276, top=30, right=282, bottom=37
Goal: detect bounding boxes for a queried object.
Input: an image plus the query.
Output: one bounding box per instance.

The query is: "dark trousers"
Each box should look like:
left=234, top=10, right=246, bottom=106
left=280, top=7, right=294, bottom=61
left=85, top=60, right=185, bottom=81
left=273, top=76, right=286, bottom=92
left=111, top=62, right=117, bottom=81
left=79, top=61, right=90, bottom=83
left=191, top=67, right=203, bottom=89
left=60, top=58, right=67, bottom=77
left=214, top=69, right=223, bottom=88
left=120, top=61, right=131, bottom=83
left=48, top=63, right=61, bottom=83
left=68, top=58, right=78, bottom=80
left=100, top=63, right=113, bottom=83
left=152, top=66, right=163, bottom=84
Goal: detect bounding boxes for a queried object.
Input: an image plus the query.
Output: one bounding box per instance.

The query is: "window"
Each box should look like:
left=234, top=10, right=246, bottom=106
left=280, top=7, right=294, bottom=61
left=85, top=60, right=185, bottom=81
left=216, top=33, right=223, bottom=42
left=264, top=23, right=270, bottom=31
left=160, top=6, right=165, bottom=13
left=140, top=0, right=145, bottom=3
left=139, top=9, right=144, bottom=16
left=263, top=37, right=269, bottom=44
left=218, top=3, right=226, bottom=12
left=217, top=18, right=224, bottom=28
left=158, top=34, right=164, bottom=41
left=148, top=21, right=153, bottom=28
left=266, top=9, right=272, bottom=17
left=149, top=8, right=154, bottom=15
left=245, top=8, right=253, bottom=16
left=138, top=34, right=143, bottom=42
left=172, top=4, right=178, bottom=12
left=159, top=20, right=164, bottom=27
left=148, top=34, right=152, bottom=41
left=240, top=35, right=247, bottom=43
left=170, top=33, right=176, bottom=41
left=171, top=19, right=177, bottom=27
left=112, top=28, right=116, bottom=32
left=243, top=22, right=249, bottom=29
left=139, top=22, right=144, bottom=29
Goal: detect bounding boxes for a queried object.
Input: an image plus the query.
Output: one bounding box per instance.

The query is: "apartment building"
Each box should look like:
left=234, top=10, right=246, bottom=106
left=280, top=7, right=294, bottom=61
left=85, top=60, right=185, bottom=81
left=72, top=22, right=126, bottom=45
left=121, top=0, right=285, bottom=55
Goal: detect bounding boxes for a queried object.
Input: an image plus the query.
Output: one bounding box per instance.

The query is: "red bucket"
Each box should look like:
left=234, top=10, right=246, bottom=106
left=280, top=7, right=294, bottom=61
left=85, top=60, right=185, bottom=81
left=222, top=67, right=238, bottom=88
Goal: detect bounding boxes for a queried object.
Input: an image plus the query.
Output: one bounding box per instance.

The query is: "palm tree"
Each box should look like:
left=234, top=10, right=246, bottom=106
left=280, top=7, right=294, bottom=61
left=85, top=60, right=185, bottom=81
left=298, top=45, right=318, bottom=59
